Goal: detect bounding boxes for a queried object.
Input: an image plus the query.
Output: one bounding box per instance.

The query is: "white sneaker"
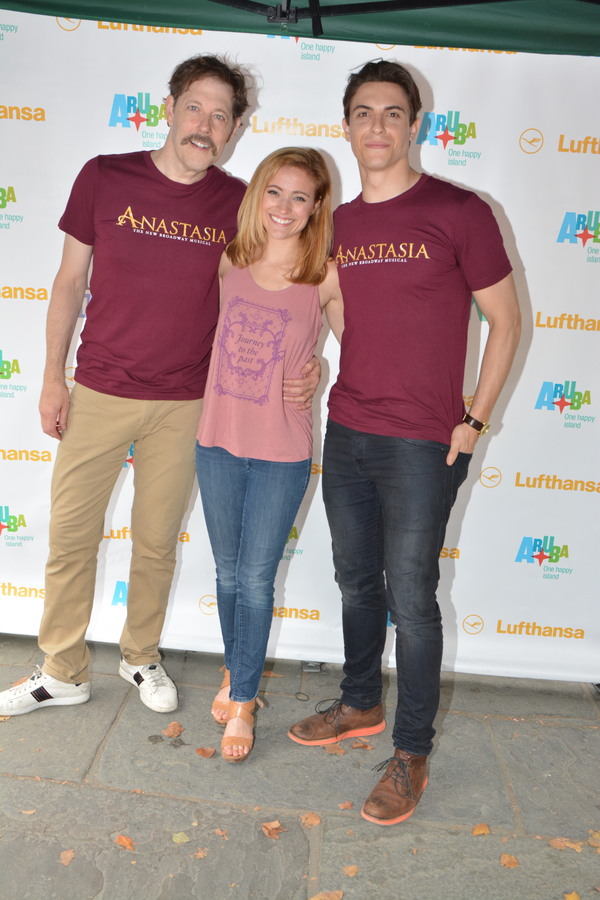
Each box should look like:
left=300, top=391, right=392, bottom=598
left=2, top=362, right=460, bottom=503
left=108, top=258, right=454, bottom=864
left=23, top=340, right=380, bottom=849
left=0, top=667, right=90, bottom=716
left=119, top=658, right=178, bottom=713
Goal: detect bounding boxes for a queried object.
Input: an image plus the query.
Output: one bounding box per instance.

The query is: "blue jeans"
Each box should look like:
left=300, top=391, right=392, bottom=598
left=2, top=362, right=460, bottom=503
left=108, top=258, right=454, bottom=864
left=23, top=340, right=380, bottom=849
left=196, top=443, right=311, bottom=703
left=322, top=419, right=471, bottom=756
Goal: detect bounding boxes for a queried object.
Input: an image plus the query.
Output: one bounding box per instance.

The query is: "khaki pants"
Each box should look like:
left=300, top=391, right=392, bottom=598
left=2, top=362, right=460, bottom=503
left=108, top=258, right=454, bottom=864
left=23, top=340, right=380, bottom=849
left=39, top=384, right=203, bottom=684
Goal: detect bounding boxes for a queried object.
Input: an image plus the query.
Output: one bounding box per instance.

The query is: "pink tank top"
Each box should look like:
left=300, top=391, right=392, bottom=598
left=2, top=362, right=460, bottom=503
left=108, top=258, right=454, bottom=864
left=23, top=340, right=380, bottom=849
left=197, top=266, right=322, bottom=462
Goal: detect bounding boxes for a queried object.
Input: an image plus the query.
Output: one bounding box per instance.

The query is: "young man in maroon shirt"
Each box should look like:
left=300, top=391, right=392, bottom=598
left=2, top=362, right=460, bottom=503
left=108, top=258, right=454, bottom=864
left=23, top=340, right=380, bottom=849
left=289, top=61, right=521, bottom=826
left=0, top=55, right=317, bottom=719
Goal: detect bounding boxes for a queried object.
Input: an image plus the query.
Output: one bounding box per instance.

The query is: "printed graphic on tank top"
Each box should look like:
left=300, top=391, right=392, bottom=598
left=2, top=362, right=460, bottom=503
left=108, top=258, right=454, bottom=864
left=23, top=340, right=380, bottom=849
left=213, top=296, right=292, bottom=405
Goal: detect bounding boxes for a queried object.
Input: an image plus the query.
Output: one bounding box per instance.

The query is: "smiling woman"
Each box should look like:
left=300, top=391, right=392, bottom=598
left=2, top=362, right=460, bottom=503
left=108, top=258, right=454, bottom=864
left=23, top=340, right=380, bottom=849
left=195, top=146, right=344, bottom=764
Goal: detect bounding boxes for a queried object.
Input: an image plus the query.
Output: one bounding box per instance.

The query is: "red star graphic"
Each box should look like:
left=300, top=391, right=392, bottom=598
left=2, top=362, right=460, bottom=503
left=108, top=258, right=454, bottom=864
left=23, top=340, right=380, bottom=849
left=435, top=126, right=455, bottom=149
left=128, top=108, right=147, bottom=131
left=126, top=456, right=134, bottom=467
left=0, top=520, right=7, bottom=535
left=553, top=394, right=571, bottom=414
left=533, top=549, right=549, bottom=566
left=576, top=226, right=596, bottom=248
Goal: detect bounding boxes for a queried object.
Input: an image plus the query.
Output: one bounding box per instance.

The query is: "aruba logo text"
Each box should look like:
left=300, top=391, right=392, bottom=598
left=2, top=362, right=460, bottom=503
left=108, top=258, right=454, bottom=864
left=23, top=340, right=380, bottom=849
left=534, top=380, right=591, bottom=414
left=0, top=186, right=16, bottom=209
left=0, top=350, right=20, bottom=380
left=109, top=93, right=166, bottom=131
left=515, top=535, right=568, bottom=566
left=416, top=111, right=476, bottom=148
left=556, top=210, right=600, bottom=248
left=0, top=505, right=27, bottom=534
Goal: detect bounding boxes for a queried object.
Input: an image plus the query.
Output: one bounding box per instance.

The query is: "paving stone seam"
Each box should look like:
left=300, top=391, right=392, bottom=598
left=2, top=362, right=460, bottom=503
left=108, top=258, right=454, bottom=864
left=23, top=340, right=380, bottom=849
left=3, top=775, right=588, bottom=845
left=306, top=815, right=324, bottom=896
left=483, top=719, right=527, bottom=837
left=80, top=687, right=136, bottom=784
left=439, top=709, right=600, bottom=727
left=1, top=772, right=359, bottom=818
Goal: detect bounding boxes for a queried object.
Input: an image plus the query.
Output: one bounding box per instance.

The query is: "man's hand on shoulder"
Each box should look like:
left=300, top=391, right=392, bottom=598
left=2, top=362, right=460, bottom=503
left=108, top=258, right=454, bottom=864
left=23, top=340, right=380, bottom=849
left=446, top=422, right=479, bottom=465
left=283, top=356, right=321, bottom=411
left=40, top=379, right=70, bottom=440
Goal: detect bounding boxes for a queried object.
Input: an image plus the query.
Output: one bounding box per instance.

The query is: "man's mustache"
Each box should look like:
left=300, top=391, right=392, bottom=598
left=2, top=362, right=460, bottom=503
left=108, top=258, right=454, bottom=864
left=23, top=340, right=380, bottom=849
left=181, top=133, right=217, bottom=156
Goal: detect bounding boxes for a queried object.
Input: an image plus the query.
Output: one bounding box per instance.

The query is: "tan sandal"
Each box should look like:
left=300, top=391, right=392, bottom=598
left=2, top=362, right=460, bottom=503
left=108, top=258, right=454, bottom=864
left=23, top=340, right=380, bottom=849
left=211, top=666, right=230, bottom=727
left=221, top=696, right=263, bottom=764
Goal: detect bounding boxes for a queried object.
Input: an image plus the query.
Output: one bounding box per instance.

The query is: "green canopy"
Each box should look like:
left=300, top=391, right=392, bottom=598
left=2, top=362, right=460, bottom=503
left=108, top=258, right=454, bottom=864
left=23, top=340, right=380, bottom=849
left=0, top=0, right=598, bottom=56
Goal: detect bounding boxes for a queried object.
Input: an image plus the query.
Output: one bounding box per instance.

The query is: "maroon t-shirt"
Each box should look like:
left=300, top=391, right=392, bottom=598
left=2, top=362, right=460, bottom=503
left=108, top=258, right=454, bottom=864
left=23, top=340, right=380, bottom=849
left=59, top=152, right=246, bottom=400
left=329, top=174, right=512, bottom=444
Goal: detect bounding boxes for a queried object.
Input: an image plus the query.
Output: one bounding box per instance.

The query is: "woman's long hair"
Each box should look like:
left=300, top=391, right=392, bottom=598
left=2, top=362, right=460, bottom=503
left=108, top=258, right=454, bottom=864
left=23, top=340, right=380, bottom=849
left=226, top=147, right=333, bottom=285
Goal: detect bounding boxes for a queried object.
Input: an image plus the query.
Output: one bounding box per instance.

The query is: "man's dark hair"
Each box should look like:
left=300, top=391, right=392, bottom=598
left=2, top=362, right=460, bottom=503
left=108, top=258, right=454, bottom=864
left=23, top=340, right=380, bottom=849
left=168, top=55, right=250, bottom=122
left=343, top=60, right=422, bottom=125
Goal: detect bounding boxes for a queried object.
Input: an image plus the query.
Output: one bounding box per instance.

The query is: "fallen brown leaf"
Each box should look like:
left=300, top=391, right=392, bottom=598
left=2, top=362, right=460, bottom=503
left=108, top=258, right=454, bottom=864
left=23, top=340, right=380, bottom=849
left=502, top=837, right=509, bottom=843
left=412, top=847, right=418, bottom=855
left=472, top=823, right=490, bottom=836
left=564, top=893, right=581, bottom=900
left=253, top=806, right=260, bottom=811
left=565, top=841, right=583, bottom=853
left=324, top=743, right=347, bottom=756
left=195, top=848, right=207, bottom=859
left=343, top=864, right=360, bottom=877
left=338, top=801, right=353, bottom=810
left=60, top=849, right=75, bottom=867
left=589, top=830, right=600, bottom=849
left=262, top=820, right=287, bottom=839
left=500, top=853, right=518, bottom=868
left=261, top=671, right=283, bottom=678
left=301, top=812, right=321, bottom=828
left=0, top=716, right=10, bottom=722
left=132, top=789, right=142, bottom=794
left=308, top=892, right=343, bottom=900
left=347, top=830, right=354, bottom=836
left=20, top=810, right=36, bottom=815
left=162, top=721, right=184, bottom=738
left=215, top=828, right=228, bottom=840
left=11, top=677, right=29, bottom=687
left=115, top=835, right=135, bottom=851
left=172, top=832, right=190, bottom=844
left=196, top=747, right=216, bottom=758
left=550, top=838, right=583, bottom=852
left=351, top=740, right=373, bottom=750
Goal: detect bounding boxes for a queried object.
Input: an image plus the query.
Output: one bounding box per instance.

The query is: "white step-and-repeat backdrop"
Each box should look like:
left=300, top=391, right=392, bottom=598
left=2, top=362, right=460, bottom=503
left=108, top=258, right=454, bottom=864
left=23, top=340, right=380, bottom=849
left=1, top=12, right=598, bottom=681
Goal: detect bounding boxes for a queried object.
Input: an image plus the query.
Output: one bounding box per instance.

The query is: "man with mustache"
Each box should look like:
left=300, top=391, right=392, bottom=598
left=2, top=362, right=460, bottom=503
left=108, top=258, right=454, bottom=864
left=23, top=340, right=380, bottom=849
left=0, top=55, right=318, bottom=718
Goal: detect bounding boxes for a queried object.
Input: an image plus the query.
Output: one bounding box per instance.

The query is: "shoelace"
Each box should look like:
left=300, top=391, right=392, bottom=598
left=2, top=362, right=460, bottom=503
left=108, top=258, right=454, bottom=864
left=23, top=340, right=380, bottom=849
left=140, top=664, right=170, bottom=693
left=372, top=756, right=415, bottom=800
left=313, top=698, right=346, bottom=733
left=11, top=665, right=45, bottom=696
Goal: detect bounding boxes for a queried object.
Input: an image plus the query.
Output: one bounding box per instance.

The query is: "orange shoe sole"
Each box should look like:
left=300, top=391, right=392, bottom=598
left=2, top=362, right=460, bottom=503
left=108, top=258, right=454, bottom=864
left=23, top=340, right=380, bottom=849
left=287, top=719, right=386, bottom=746
left=360, top=776, right=428, bottom=826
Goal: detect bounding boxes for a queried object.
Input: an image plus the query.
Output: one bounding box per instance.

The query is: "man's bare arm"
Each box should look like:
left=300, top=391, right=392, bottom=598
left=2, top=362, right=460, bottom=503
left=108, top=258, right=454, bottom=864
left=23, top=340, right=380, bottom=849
left=321, top=260, right=344, bottom=343
left=446, top=272, right=521, bottom=465
left=39, top=234, right=93, bottom=439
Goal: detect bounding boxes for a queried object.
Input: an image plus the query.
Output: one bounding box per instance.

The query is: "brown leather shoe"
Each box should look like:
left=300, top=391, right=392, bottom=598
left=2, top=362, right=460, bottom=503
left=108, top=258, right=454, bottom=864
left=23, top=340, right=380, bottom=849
left=288, top=698, right=385, bottom=746
left=361, top=748, right=428, bottom=825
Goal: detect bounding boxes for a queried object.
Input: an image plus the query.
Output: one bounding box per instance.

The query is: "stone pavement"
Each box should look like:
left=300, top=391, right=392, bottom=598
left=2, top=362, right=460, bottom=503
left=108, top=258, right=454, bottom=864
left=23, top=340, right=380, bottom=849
left=0, top=632, right=599, bottom=900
